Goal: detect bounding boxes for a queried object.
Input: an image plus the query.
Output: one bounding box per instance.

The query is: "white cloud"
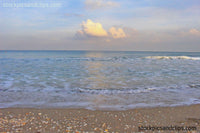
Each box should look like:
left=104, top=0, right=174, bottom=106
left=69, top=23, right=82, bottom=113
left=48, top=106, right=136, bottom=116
left=85, top=0, right=119, bottom=10
left=75, top=19, right=129, bottom=40
left=109, top=27, right=126, bottom=39
left=79, top=19, right=108, bottom=37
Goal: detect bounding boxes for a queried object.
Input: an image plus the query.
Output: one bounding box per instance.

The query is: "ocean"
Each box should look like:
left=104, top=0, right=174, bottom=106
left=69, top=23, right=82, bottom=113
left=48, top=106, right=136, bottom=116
left=0, top=51, right=200, bottom=110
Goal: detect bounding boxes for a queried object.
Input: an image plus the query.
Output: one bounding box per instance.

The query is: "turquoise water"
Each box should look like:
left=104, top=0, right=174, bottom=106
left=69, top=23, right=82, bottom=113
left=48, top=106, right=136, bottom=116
left=0, top=51, right=200, bottom=110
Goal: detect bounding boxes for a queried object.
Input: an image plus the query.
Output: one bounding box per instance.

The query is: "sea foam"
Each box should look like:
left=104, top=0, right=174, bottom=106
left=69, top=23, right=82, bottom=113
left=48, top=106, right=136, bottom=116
left=145, top=56, right=200, bottom=60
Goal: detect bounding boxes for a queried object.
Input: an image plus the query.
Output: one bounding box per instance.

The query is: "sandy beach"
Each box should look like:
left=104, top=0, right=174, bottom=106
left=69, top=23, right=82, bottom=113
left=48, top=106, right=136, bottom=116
left=0, top=104, right=200, bottom=133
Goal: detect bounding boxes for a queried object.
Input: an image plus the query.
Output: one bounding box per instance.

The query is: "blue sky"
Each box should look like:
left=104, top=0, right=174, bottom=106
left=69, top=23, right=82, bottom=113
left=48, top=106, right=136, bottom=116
left=0, top=0, right=200, bottom=51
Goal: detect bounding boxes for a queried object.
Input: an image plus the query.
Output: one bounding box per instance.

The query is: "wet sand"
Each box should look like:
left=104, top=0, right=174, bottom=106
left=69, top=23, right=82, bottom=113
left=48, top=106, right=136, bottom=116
left=0, top=104, right=200, bottom=133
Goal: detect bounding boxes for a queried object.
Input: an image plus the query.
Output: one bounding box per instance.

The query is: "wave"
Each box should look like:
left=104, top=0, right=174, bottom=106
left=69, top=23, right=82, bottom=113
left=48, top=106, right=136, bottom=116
left=72, top=87, right=158, bottom=94
left=145, top=56, right=200, bottom=60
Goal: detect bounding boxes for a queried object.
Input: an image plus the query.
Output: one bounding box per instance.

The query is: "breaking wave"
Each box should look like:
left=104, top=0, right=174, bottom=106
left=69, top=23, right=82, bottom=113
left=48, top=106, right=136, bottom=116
left=145, top=56, right=200, bottom=60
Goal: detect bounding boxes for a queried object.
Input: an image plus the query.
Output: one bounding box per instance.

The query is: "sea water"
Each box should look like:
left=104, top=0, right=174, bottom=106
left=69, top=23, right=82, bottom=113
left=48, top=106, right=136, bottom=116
left=0, top=51, right=200, bottom=110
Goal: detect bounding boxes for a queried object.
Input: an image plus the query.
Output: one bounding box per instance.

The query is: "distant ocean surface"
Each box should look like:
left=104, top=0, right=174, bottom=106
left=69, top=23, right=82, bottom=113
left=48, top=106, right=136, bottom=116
left=0, top=51, right=200, bottom=110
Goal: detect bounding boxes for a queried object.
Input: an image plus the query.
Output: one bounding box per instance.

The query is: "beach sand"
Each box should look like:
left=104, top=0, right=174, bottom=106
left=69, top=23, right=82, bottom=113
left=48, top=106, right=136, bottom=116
left=0, top=104, right=200, bottom=133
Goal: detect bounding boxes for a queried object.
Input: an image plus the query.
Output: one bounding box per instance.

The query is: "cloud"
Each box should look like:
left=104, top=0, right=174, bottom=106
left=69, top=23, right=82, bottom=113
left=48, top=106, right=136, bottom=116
left=85, top=0, right=119, bottom=10
left=65, top=13, right=85, bottom=17
left=75, top=19, right=129, bottom=40
left=76, top=19, right=108, bottom=38
left=189, top=28, right=200, bottom=36
left=109, top=27, right=126, bottom=39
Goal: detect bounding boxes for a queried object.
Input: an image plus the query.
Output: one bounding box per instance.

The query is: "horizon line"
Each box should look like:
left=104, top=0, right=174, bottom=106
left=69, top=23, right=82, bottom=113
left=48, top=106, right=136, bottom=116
left=1, top=50, right=200, bottom=53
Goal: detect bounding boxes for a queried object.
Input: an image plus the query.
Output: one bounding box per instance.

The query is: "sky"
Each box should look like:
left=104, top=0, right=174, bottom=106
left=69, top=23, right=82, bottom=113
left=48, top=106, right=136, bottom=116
left=0, top=0, right=200, bottom=52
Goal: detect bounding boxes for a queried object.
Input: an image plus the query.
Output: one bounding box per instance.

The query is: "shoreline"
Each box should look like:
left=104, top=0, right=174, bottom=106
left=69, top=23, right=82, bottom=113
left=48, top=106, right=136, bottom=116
left=1, top=103, right=200, bottom=111
left=1, top=104, right=200, bottom=132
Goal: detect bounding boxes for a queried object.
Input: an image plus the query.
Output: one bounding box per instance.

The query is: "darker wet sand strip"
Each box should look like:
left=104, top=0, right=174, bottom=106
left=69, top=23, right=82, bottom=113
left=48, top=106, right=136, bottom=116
left=0, top=104, right=200, bottom=133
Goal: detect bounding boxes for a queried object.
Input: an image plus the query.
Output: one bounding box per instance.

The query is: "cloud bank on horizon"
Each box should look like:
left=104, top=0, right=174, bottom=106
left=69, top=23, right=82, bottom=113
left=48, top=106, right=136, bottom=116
left=0, top=0, right=200, bottom=51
